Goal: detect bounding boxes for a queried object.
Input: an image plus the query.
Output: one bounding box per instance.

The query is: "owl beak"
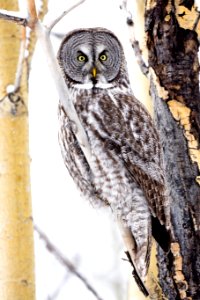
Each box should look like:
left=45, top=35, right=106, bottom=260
left=91, top=67, right=97, bottom=78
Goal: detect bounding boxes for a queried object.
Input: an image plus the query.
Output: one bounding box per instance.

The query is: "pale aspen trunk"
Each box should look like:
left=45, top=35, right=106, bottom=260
left=0, top=1, right=35, bottom=299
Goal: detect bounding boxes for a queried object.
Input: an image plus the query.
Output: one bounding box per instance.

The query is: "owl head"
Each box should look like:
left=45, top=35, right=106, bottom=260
left=57, top=28, right=129, bottom=90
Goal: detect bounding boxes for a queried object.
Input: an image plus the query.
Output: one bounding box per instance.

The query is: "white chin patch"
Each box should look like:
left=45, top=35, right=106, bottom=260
left=95, top=82, right=113, bottom=89
left=75, top=82, right=113, bottom=90
left=75, top=83, right=93, bottom=89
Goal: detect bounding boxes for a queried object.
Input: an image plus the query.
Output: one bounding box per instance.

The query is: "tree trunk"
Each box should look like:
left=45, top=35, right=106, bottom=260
left=0, top=1, right=35, bottom=299
left=144, top=1, right=200, bottom=299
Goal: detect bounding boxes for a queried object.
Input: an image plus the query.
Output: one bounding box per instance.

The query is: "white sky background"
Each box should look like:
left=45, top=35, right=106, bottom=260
left=29, top=0, right=148, bottom=299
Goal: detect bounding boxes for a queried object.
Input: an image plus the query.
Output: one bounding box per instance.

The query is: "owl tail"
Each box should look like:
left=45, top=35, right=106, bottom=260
left=117, top=219, right=149, bottom=297
left=125, top=251, right=149, bottom=297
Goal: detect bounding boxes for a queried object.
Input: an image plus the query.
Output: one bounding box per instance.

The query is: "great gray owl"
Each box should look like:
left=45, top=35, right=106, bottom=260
left=57, top=27, right=171, bottom=294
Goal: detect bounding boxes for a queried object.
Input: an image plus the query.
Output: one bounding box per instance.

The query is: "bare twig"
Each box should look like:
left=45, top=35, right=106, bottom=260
left=34, top=224, right=104, bottom=300
left=0, top=9, right=27, bottom=26
left=46, top=0, right=86, bottom=32
left=4, top=0, right=47, bottom=95
left=6, top=27, right=26, bottom=94
left=0, top=0, right=93, bottom=171
left=50, top=32, right=66, bottom=40
left=36, top=20, right=93, bottom=163
left=34, top=1, right=93, bottom=170
left=35, top=0, right=92, bottom=169
left=27, top=0, right=38, bottom=28
left=46, top=272, right=72, bottom=300
left=14, top=27, right=26, bottom=92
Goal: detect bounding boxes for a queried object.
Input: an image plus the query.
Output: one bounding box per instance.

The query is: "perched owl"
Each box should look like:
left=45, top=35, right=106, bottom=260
left=57, top=28, right=171, bottom=295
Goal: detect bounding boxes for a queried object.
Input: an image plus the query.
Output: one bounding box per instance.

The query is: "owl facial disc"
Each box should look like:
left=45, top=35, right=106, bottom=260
left=58, top=28, right=122, bottom=90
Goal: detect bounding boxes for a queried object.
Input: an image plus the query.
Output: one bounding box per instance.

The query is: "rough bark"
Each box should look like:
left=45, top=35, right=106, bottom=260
left=145, top=0, right=200, bottom=299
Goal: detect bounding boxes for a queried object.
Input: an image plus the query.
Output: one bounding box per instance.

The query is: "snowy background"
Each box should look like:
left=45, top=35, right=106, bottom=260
left=28, top=0, right=148, bottom=299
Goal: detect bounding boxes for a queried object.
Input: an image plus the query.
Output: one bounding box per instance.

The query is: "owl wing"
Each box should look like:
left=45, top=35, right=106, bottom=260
left=122, top=151, right=167, bottom=226
left=100, top=92, right=171, bottom=252
left=58, top=105, right=107, bottom=207
left=98, top=92, right=170, bottom=232
left=122, top=154, right=171, bottom=251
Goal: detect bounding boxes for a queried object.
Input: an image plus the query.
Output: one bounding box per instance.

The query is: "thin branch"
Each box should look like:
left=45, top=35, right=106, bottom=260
left=27, top=0, right=38, bottom=28
left=0, top=9, right=27, bottom=26
left=0, top=1, right=93, bottom=172
left=47, top=272, right=71, bottom=300
left=46, top=0, right=86, bottom=32
left=50, top=32, right=66, bottom=40
left=35, top=0, right=93, bottom=169
left=34, top=224, right=104, bottom=300
left=35, top=20, right=93, bottom=165
left=14, top=27, right=26, bottom=92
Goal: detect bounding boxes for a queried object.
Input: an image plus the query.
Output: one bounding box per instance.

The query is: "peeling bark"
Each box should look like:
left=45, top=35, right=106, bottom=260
left=145, top=0, right=200, bottom=298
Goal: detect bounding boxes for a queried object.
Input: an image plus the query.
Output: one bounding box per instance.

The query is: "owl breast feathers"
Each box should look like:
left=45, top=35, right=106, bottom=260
left=57, top=27, right=171, bottom=292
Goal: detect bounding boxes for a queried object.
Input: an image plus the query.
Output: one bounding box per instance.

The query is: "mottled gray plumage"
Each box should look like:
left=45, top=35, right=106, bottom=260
left=57, top=28, right=170, bottom=286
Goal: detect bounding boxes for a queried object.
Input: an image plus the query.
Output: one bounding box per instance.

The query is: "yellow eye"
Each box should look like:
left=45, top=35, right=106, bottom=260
left=77, top=55, right=86, bottom=62
left=99, top=54, right=107, bottom=61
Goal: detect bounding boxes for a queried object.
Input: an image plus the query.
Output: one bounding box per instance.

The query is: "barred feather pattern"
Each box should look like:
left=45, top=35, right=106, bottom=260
left=58, top=85, right=170, bottom=279
left=57, top=27, right=170, bottom=282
